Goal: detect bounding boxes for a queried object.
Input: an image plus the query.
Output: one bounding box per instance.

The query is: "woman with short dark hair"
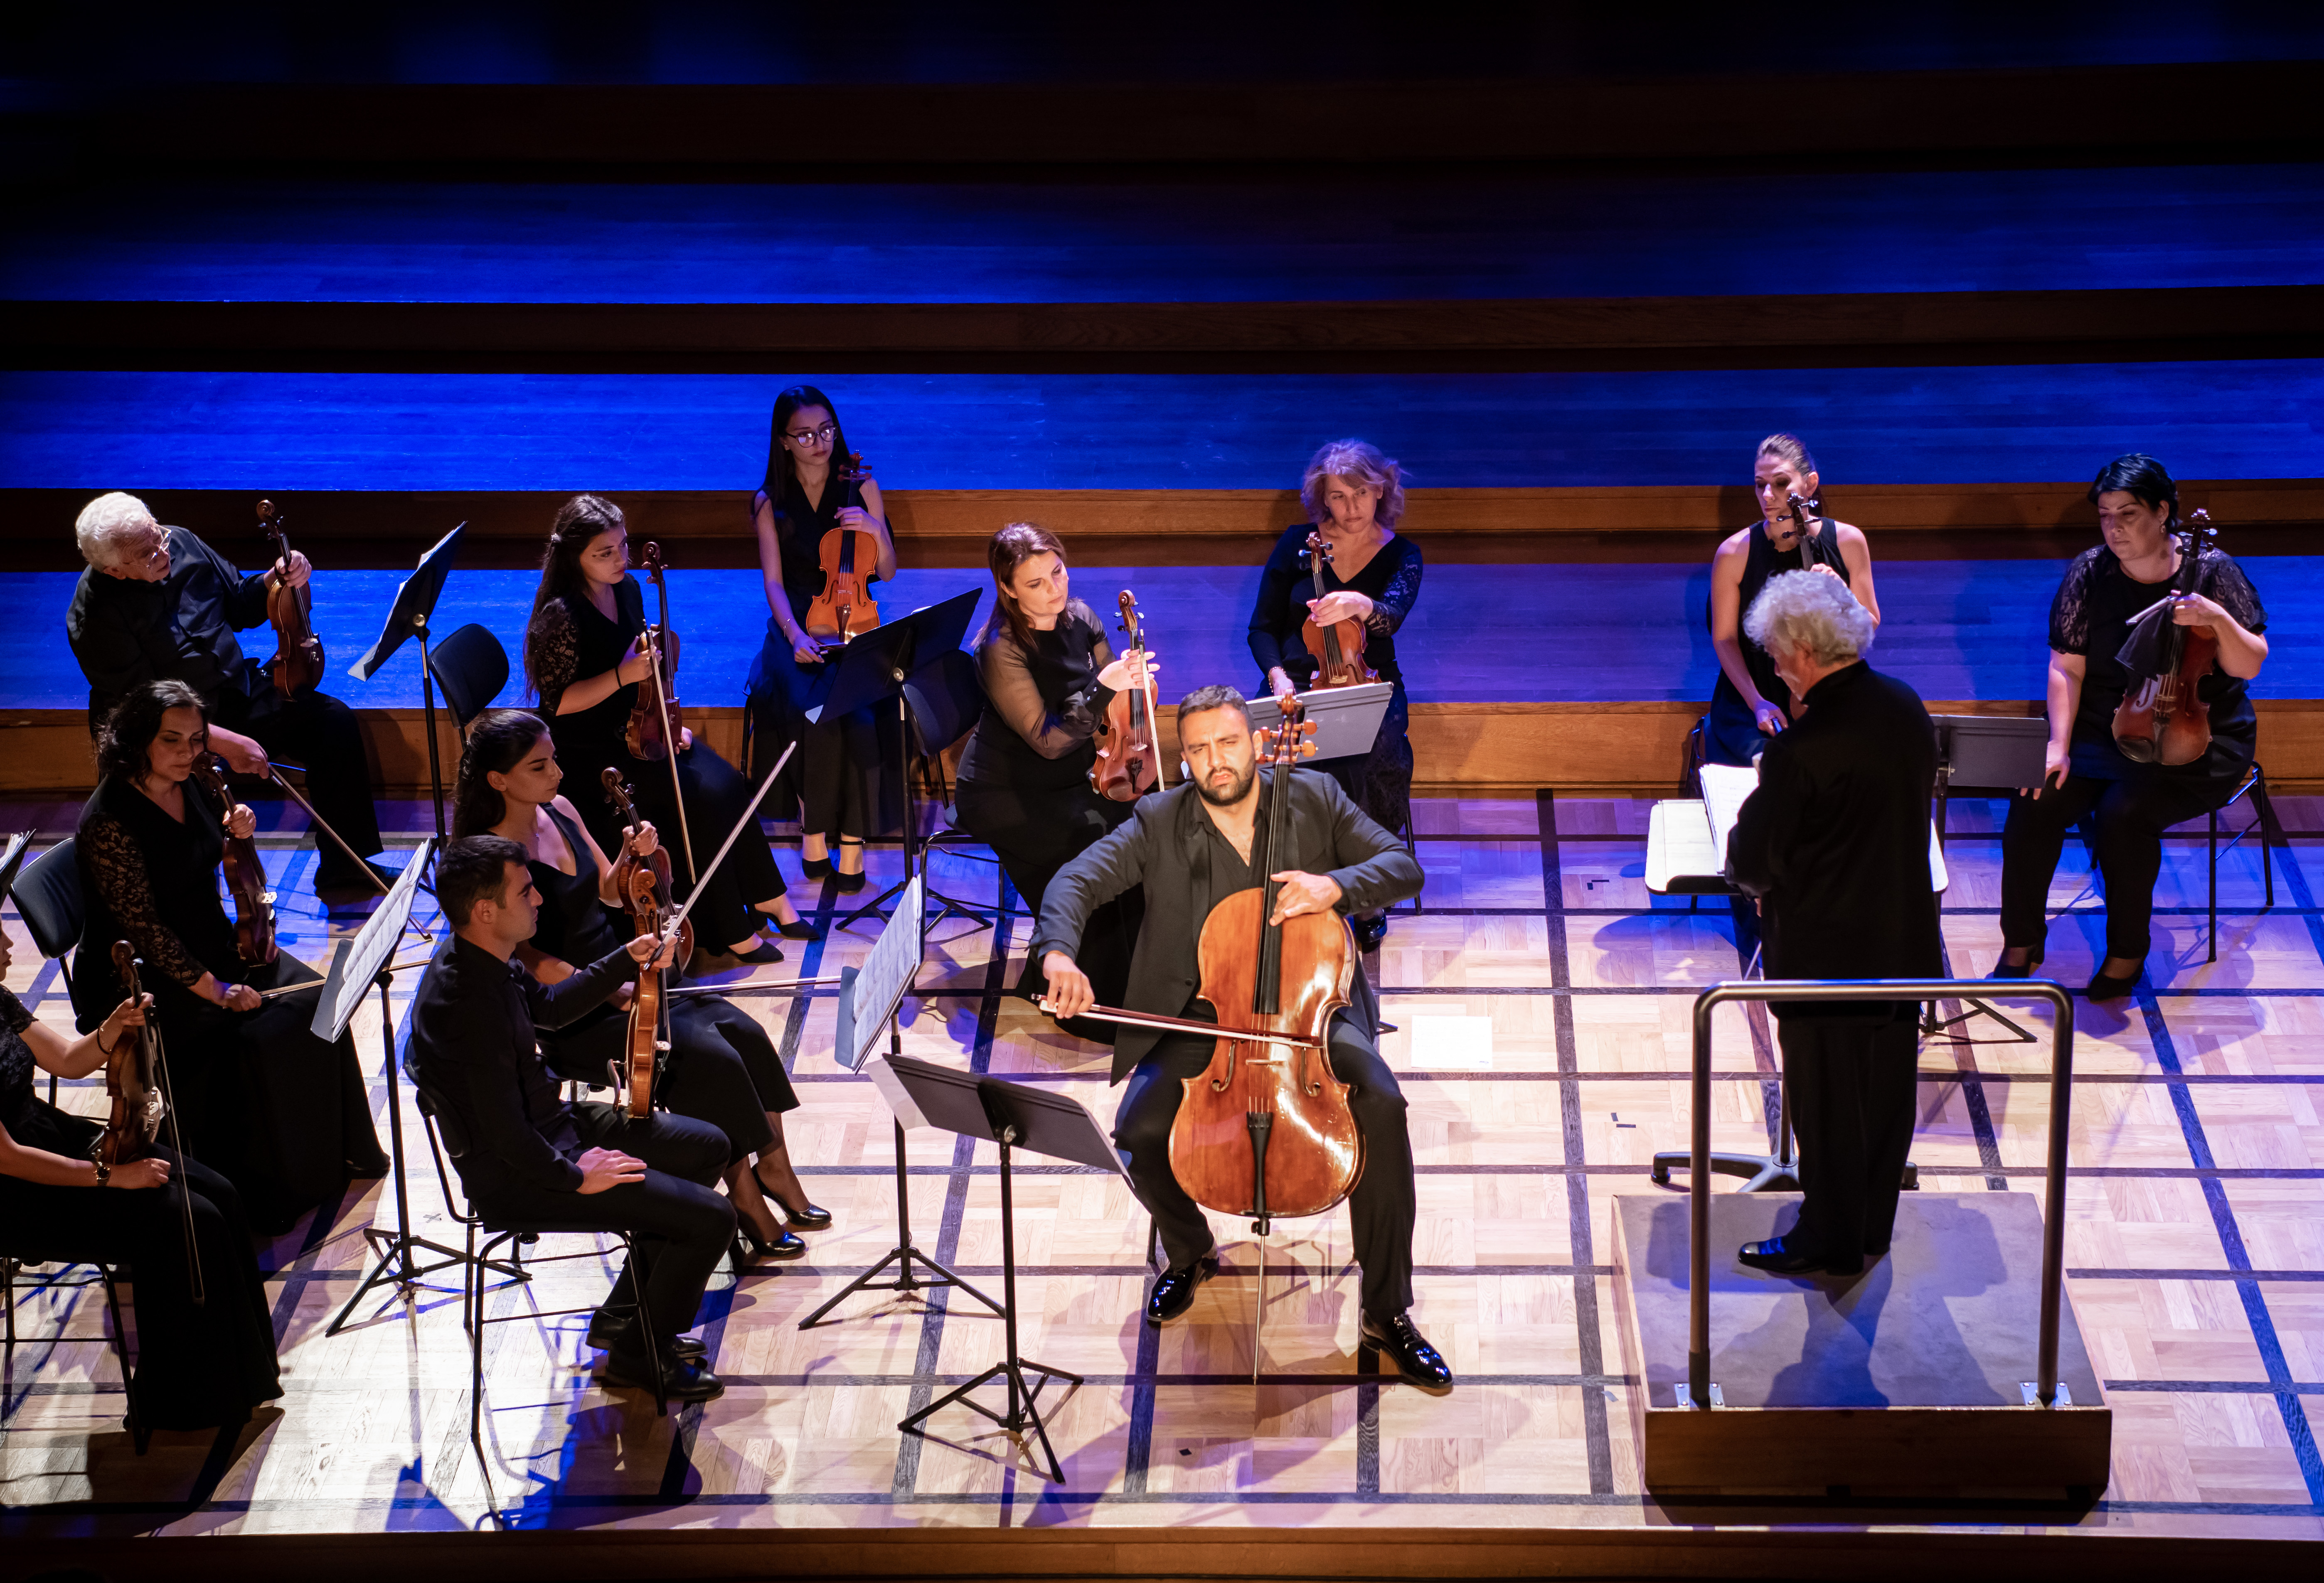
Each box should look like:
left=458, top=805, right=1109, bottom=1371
left=1997, top=454, right=2271, bottom=998
left=73, top=680, right=386, bottom=1231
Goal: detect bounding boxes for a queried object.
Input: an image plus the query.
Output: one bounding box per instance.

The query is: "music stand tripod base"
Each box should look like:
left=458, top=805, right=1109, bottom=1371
left=797, top=1119, right=1002, bottom=1329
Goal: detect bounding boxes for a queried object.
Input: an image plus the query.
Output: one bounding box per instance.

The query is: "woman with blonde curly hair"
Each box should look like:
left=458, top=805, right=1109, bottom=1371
left=1245, top=439, right=1425, bottom=950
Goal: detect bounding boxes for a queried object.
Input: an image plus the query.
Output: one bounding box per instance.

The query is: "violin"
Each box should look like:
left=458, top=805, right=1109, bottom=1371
left=2113, top=508, right=2220, bottom=767
left=622, top=541, right=686, bottom=763
left=1300, top=531, right=1379, bottom=691
left=1091, top=590, right=1164, bottom=802
left=802, top=452, right=882, bottom=649
left=190, top=755, right=277, bottom=966
left=101, top=943, right=203, bottom=1304
left=602, top=768, right=695, bottom=968
left=602, top=773, right=677, bottom=1120
left=257, top=498, right=325, bottom=699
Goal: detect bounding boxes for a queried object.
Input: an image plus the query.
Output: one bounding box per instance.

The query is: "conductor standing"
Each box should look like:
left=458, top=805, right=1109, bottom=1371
left=1726, top=571, right=1940, bottom=1276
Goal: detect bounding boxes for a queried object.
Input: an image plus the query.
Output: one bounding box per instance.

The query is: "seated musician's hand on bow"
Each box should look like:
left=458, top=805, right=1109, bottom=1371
left=1097, top=651, right=1160, bottom=692
left=1268, top=870, right=1344, bottom=924
left=226, top=803, right=257, bottom=840
left=1041, top=952, right=1094, bottom=1020
left=624, top=932, right=681, bottom=971
left=1306, top=592, right=1374, bottom=628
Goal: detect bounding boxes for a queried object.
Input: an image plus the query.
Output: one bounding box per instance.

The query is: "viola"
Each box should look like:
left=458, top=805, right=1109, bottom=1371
left=622, top=541, right=686, bottom=763
left=602, top=772, right=678, bottom=1120
left=802, top=452, right=882, bottom=648
left=2113, top=508, right=2220, bottom=767
left=1091, top=589, right=1164, bottom=802
left=1299, top=531, right=1379, bottom=691
left=601, top=768, right=696, bottom=968
left=257, top=498, right=325, bottom=699
left=96, top=942, right=169, bottom=1174
left=190, top=755, right=277, bottom=966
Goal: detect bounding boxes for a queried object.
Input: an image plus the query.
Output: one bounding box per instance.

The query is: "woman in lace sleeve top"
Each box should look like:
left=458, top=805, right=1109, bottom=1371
left=1997, top=455, right=2272, bottom=999
left=72, top=681, right=384, bottom=1232
left=0, top=928, right=283, bottom=1432
left=523, top=494, right=819, bottom=968
left=954, top=525, right=1155, bottom=1014
left=1246, top=439, right=1424, bottom=950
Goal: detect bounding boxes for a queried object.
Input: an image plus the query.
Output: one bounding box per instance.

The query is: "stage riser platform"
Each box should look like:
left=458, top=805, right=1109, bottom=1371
left=6, top=698, right=2321, bottom=800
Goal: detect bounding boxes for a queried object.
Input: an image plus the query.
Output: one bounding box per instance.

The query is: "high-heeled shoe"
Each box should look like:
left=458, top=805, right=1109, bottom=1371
left=2085, top=962, right=2143, bottom=1000
left=1989, top=946, right=2044, bottom=980
left=728, top=938, right=785, bottom=966
left=753, top=1162, right=833, bottom=1229
left=832, top=841, right=868, bottom=892
left=773, top=917, right=823, bottom=941
left=736, top=1217, right=807, bottom=1262
left=800, top=854, right=832, bottom=879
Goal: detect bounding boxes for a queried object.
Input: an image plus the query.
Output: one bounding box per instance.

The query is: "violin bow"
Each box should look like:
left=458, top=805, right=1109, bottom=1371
left=121, top=952, right=204, bottom=1307
left=263, top=764, right=433, bottom=940
left=640, top=547, right=698, bottom=889
left=655, top=739, right=797, bottom=949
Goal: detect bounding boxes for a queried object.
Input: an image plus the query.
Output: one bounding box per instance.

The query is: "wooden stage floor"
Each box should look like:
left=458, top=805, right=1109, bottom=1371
left=2, top=794, right=2319, bottom=1545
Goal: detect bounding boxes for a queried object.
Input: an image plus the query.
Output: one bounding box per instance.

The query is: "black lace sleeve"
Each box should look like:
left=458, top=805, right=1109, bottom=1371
left=0, top=986, right=30, bottom=1035
left=528, top=600, right=581, bottom=711
left=1367, top=538, right=1424, bottom=635
left=2047, top=548, right=2102, bottom=655
left=82, top=812, right=208, bottom=988
left=2199, top=549, right=2268, bottom=635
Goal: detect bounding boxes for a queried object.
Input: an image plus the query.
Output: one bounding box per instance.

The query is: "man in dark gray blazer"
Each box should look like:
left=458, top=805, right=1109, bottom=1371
left=1728, top=570, right=1943, bottom=1277
left=1038, top=685, right=1450, bottom=1392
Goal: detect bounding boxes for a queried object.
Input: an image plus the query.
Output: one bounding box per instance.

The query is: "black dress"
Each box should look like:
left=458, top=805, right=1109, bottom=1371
left=1704, top=519, right=1849, bottom=767
left=743, top=474, right=903, bottom=843
left=530, top=580, right=790, bottom=954
left=0, top=988, right=283, bottom=1431
left=1999, top=543, right=2271, bottom=961
left=1245, top=526, right=1423, bottom=838
left=73, top=775, right=383, bottom=1233
left=522, top=800, right=793, bottom=1161
left=954, top=606, right=1141, bottom=1008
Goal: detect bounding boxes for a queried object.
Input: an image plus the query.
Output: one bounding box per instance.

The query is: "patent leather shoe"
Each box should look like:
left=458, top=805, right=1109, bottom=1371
left=753, top=1166, right=835, bottom=1231
left=1351, top=912, right=1389, bottom=952
left=586, top=1309, right=706, bottom=1359
left=602, top=1348, right=724, bottom=1403
left=1145, top=1252, right=1218, bottom=1325
left=738, top=1219, right=808, bottom=1262
left=1359, top=1310, right=1455, bottom=1395
left=1737, top=1235, right=1861, bottom=1277
left=2084, top=965, right=2142, bottom=1000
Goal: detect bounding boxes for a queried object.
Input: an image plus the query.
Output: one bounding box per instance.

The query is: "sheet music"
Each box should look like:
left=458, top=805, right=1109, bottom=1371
left=842, top=873, right=925, bottom=1074
left=1681, top=764, right=1947, bottom=894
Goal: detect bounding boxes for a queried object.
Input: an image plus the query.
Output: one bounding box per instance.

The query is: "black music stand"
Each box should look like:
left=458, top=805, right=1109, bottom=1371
left=798, top=875, right=1000, bottom=1330
left=349, top=522, right=467, bottom=843
left=318, top=841, right=497, bottom=1334
left=815, top=589, right=990, bottom=931
left=883, top=1054, right=1110, bottom=1485
left=1922, top=715, right=2049, bottom=1047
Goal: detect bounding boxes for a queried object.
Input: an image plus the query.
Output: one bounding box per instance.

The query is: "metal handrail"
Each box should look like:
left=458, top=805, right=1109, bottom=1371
left=1687, top=978, right=2076, bottom=1409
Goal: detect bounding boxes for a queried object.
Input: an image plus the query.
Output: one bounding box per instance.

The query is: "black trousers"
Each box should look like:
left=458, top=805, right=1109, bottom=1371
left=0, top=1128, right=282, bottom=1431
left=575, top=740, right=787, bottom=953
left=538, top=992, right=798, bottom=1161
left=955, top=776, right=1141, bottom=1009
left=467, top=1105, right=735, bottom=1346
left=746, top=617, right=899, bottom=842
left=212, top=683, right=383, bottom=887
left=1777, top=1015, right=1919, bottom=1260
left=1114, top=1011, right=1415, bottom=1321
left=2000, top=770, right=2238, bottom=960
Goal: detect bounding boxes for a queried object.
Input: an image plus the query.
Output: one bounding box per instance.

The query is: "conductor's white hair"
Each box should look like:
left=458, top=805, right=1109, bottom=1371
left=74, top=492, right=158, bottom=568
left=1743, top=569, right=1874, bottom=666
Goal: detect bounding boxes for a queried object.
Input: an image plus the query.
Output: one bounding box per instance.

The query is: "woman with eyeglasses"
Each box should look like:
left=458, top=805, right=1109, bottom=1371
left=744, top=386, right=904, bottom=894
left=523, top=494, right=819, bottom=965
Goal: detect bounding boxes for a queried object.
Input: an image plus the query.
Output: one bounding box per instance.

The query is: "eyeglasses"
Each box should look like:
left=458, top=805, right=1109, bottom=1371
left=785, top=422, right=837, bottom=447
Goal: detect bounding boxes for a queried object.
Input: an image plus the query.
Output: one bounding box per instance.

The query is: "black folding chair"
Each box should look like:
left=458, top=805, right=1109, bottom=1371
left=1, top=1235, right=146, bottom=1455
left=426, top=622, right=511, bottom=736
left=2208, top=762, right=2281, bottom=962
left=10, top=838, right=82, bottom=1101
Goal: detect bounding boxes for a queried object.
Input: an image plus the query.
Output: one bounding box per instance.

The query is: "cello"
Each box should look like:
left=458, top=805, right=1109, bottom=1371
left=1042, top=703, right=1363, bottom=1233
left=1090, top=590, right=1166, bottom=801
left=2113, top=508, right=2220, bottom=767
left=1300, top=531, right=1379, bottom=691
left=802, top=452, right=882, bottom=649
left=602, top=770, right=679, bottom=1119
left=256, top=498, right=325, bottom=698
left=102, top=942, right=203, bottom=1305
left=190, top=755, right=277, bottom=966
left=620, top=540, right=698, bottom=886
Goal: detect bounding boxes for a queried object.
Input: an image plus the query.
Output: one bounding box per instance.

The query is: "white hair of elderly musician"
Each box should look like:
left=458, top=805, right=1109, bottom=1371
left=74, top=492, right=160, bottom=569
left=1743, top=568, right=1876, bottom=666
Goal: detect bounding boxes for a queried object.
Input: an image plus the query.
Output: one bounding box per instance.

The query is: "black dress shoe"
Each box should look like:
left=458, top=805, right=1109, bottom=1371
left=602, top=1348, right=724, bottom=1403
left=799, top=854, right=833, bottom=879
left=728, top=939, right=786, bottom=965
left=1737, top=1235, right=1862, bottom=1276
left=1145, top=1252, right=1219, bottom=1325
left=1359, top=1310, right=1455, bottom=1395
left=1989, top=948, right=2044, bottom=980
left=830, top=868, right=868, bottom=895
left=1350, top=912, right=1389, bottom=952
left=585, top=1309, right=706, bottom=1359
left=2084, top=965, right=2142, bottom=1000
left=774, top=917, right=824, bottom=941
left=345, top=1151, right=392, bottom=1178
left=751, top=1163, right=832, bottom=1229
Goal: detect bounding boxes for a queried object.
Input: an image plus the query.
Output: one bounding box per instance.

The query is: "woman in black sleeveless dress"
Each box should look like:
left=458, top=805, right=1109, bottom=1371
left=745, top=386, right=902, bottom=892
left=953, top=524, right=1150, bottom=1017
left=1997, top=454, right=2271, bottom=999
left=0, top=931, right=283, bottom=1432
left=72, top=681, right=386, bottom=1232
left=523, top=495, right=817, bottom=964
left=1247, top=439, right=1424, bottom=951
left=1704, top=433, right=1883, bottom=767
left=451, top=709, right=831, bottom=1256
